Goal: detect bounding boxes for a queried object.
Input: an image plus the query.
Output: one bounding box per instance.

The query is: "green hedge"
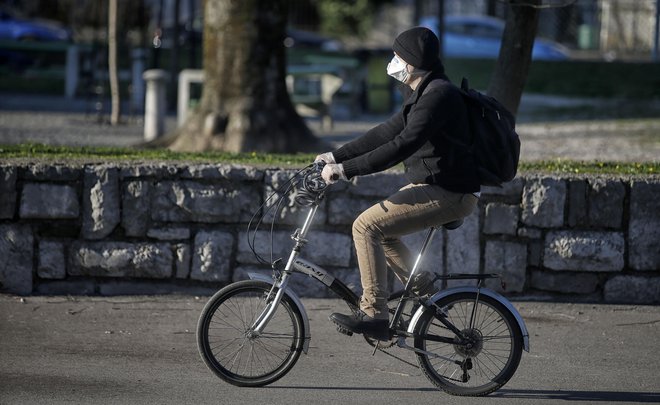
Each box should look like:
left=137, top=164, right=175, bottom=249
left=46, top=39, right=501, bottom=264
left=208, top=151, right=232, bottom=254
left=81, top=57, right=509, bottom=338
left=1, top=144, right=657, bottom=175
left=2, top=41, right=659, bottom=100
left=444, top=58, right=660, bottom=98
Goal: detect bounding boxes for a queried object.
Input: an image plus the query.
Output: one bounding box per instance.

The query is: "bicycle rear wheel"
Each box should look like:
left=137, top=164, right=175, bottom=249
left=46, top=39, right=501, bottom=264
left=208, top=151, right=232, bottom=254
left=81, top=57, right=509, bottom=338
left=414, top=292, right=523, bottom=396
left=197, top=280, right=305, bottom=387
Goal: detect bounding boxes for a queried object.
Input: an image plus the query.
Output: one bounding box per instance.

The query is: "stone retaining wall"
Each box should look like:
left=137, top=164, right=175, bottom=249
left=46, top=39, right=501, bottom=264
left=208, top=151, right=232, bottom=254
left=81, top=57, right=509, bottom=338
left=1, top=163, right=659, bottom=303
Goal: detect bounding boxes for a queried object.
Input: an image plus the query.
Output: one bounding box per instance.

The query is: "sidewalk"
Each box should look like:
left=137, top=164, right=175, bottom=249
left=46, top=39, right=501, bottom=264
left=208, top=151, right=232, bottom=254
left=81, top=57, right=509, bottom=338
left=1, top=93, right=659, bottom=161
left=0, top=295, right=658, bottom=405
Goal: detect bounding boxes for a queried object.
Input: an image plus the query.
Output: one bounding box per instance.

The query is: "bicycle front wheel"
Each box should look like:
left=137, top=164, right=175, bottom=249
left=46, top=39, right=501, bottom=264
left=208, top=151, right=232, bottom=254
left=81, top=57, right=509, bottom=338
left=197, top=280, right=306, bottom=387
left=414, top=292, right=523, bottom=396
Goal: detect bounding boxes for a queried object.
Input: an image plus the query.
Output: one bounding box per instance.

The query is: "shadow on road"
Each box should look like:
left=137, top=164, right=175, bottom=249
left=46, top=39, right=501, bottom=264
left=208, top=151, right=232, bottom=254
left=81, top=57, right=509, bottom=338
left=493, top=389, right=660, bottom=403
left=269, top=386, right=660, bottom=402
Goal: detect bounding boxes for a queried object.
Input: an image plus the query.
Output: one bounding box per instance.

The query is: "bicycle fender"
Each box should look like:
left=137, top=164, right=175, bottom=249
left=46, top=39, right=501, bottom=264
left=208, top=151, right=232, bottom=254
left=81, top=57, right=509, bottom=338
left=407, top=286, right=530, bottom=352
left=247, top=272, right=312, bottom=354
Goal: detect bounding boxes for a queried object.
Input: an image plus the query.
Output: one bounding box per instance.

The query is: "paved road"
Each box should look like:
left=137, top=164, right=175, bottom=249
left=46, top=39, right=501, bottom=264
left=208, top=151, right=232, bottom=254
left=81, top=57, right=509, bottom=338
left=1, top=295, right=658, bottom=405
left=1, top=93, right=660, bottom=162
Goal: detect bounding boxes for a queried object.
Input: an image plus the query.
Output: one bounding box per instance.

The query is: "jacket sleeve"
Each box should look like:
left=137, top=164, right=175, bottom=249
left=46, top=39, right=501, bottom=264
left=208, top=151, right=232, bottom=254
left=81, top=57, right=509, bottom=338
left=340, top=86, right=458, bottom=179
left=331, top=111, right=404, bottom=163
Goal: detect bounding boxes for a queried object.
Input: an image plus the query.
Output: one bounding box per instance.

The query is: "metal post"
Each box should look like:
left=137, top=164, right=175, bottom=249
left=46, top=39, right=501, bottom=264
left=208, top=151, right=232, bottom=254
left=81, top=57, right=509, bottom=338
left=131, top=48, right=146, bottom=113
left=654, top=0, right=660, bottom=61
left=65, top=45, right=79, bottom=99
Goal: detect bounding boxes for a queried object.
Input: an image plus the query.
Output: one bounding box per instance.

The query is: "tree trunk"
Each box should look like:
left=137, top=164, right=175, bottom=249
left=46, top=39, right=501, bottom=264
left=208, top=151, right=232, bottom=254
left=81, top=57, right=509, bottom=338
left=108, top=0, right=120, bottom=125
left=486, top=0, right=540, bottom=116
left=167, top=0, right=327, bottom=153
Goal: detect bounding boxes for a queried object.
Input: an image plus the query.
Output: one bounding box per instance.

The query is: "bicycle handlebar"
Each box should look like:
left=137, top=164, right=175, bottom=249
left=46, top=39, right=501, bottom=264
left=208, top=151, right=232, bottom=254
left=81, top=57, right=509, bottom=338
left=294, top=162, right=328, bottom=206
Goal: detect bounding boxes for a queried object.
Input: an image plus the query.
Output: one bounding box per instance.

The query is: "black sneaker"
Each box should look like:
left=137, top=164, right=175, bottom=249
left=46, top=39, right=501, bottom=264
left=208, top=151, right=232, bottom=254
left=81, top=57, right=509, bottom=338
left=329, top=311, right=390, bottom=341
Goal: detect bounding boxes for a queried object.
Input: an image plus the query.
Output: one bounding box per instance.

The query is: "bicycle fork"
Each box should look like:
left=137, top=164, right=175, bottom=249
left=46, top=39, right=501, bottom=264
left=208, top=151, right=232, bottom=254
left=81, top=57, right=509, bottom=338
left=250, top=205, right=318, bottom=336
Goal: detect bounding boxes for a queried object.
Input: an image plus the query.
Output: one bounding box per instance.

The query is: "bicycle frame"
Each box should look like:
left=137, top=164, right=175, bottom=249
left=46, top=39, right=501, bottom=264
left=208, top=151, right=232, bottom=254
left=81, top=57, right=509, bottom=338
left=248, top=204, right=359, bottom=339
left=247, top=193, right=529, bottom=357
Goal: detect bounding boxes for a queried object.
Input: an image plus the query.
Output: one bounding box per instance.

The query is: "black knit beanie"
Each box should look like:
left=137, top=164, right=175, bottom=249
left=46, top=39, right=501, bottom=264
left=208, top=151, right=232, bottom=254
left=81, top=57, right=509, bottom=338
left=392, top=27, right=440, bottom=70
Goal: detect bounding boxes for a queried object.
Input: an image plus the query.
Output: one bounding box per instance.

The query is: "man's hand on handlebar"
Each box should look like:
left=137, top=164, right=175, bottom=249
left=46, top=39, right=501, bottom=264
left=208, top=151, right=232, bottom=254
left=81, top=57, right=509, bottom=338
left=314, top=152, right=336, bottom=164
left=321, top=163, right=346, bottom=184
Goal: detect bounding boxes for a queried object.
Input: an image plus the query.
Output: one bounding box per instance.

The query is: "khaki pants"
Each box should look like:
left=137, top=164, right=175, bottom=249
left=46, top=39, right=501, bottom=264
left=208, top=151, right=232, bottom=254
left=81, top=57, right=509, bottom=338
left=352, top=183, right=478, bottom=319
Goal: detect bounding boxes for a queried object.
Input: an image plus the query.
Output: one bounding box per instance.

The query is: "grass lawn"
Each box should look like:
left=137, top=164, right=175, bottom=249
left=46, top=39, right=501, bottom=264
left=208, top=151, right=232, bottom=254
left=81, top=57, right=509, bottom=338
left=1, top=143, right=657, bottom=176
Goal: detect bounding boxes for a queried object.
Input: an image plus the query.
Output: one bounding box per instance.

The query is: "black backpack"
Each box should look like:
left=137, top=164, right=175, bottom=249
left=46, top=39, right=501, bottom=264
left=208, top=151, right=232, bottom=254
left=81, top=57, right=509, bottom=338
left=459, top=78, right=521, bottom=187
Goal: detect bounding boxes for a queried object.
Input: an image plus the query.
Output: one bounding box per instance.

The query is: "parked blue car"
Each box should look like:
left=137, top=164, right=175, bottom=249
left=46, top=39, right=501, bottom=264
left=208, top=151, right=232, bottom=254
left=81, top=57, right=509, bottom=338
left=421, top=15, right=570, bottom=61
left=0, top=8, right=71, bottom=42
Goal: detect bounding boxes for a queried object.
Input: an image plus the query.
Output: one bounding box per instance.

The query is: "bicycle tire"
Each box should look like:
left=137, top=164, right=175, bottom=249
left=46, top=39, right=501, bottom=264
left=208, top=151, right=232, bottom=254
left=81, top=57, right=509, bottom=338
left=414, top=292, right=523, bottom=396
left=197, top=280, right=306, bottom=387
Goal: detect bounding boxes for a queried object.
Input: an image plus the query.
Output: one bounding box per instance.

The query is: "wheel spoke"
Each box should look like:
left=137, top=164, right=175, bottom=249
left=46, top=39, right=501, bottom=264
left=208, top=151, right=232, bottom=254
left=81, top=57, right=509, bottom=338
left=414, top=293, right=523, bottom=396
left=197, top=281, right=304, bottom=386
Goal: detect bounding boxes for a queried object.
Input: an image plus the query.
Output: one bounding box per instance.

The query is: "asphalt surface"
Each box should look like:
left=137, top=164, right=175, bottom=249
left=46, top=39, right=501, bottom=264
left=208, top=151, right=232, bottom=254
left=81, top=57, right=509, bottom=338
left=1, top=93, right=659, bottom=161
left=1, top=295, right=659, bottom=405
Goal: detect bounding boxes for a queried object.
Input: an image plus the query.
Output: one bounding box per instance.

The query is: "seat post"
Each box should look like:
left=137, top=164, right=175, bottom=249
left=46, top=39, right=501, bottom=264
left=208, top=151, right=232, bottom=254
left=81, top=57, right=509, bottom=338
left=389, top=227, right=438, bottom=332
left=407, top=227, right=437, bottom=286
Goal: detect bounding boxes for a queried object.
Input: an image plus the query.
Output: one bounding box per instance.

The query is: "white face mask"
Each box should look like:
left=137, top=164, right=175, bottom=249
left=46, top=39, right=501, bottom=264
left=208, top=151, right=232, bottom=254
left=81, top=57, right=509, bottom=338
left=386, top=55, right=409, bottom=83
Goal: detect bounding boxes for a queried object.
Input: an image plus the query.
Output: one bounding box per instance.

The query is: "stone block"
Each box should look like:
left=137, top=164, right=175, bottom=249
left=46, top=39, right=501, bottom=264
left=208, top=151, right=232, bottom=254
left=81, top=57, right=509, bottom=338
left=181, top=164, right=264, bottom=181
left=82, top=166, right=120, bottom=239
left=530, top=270, right=599, bottom=294
left=19, top=183, right=79, bottom=219
left=122, top=180, right=151, bottom=237
left=151, top=180, right=260, bottom=223
left=237, top=230, right=292, bottom=265
left=483, top=241, right=527, bottom=293
left=147, top=227, right=191, bottom=240
left=304, top=231, right=352, bottom=267
left=604, top=276, right=660, bottom=304
left=350, top=172, right=408, bottom=198
left=588, top=178, right=625, bottom=228
left=69, top=241, right=173, bottom=278
left=544, top=231, right=624, bottom=272
left=0, top=224, right=33, bottom=295
left=175, top=243, right=191, bottom=279
left=0, top=166, right=17, bottom=219
left=236, top=229, right=351, bottom=268
left=481, top=177, right=524, bottom=199
left=567, top=179, right=588, bottom=227
left=20, top=164, right=81, bottom=181
left=328, top=194, right=374, bottom=226
left=38, top=240, right=66, bottom=279
left=191, top=231, right=235, bottom=282
left=446, top=210, right=480, bottom=287
left=522, top=177, right=566, bottom=228
left=119, top=163, right=179, bottom=178
left=629, top=180, right=660, bottom=271
left=483, top=203, right=519, bottom=235
left=517, top=227, right=542, bottom=239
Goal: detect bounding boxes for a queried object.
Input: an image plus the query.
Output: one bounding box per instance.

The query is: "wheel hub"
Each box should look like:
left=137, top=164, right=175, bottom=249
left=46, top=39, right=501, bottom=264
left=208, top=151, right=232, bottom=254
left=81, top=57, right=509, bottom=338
left=454, top=328, right=483, bottom=357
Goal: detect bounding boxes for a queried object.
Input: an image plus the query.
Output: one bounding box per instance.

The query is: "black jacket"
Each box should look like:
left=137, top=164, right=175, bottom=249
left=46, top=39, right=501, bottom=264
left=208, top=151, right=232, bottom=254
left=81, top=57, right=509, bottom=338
left=332, top=68, right=480, bottom=193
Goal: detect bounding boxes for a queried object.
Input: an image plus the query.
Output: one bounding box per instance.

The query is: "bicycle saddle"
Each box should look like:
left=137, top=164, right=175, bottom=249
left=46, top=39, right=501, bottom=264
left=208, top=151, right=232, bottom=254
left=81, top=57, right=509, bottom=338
left=442, top=219, right=464, bottom=230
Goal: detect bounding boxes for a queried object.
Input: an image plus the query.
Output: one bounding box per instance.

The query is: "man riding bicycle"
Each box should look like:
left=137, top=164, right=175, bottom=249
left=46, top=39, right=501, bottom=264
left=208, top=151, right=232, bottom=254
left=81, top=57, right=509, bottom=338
left=315, top=27, right=480, bottom=341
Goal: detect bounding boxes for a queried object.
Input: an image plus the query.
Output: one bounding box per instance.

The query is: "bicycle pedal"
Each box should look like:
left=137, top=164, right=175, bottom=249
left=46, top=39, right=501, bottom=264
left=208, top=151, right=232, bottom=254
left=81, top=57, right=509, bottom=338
left=335, top=324, right=353, bottom=337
